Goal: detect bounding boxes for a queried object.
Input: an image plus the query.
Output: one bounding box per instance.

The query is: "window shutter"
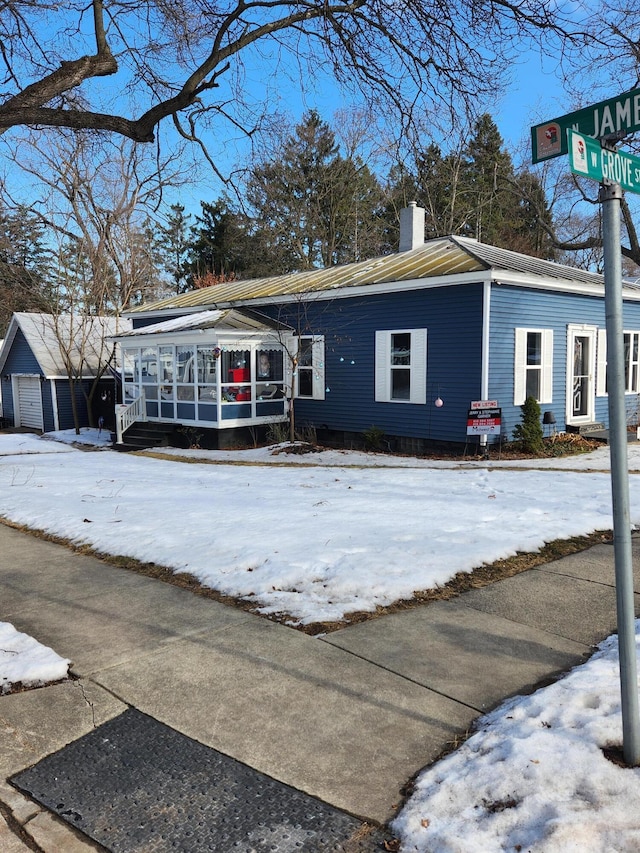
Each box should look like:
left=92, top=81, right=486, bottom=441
left=596, top=329, right=607, bottom=397
left=283, top=335, right=294, bottom=399
left=375, top=331, right=390, bottom=402
left=409, top=328, right=427, bottom=404
left=311, top=337, right=325, bottom=400
left=540, top=329, right=553, bottom=404
left=514, top=328, right=527, bottom=405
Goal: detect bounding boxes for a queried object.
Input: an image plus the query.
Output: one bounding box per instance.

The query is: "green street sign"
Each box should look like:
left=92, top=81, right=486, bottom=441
left=531, top=88, right=640, bottom=163
left=568, top=129, right=640, bottom=195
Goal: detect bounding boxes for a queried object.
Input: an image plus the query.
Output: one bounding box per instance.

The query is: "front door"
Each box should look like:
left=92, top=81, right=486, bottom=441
left=566, top=326, right=596, bottom=426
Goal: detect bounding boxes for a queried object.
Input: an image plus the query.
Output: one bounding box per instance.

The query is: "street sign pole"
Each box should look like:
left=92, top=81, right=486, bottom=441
left=600, top=177, right=640, bottom=766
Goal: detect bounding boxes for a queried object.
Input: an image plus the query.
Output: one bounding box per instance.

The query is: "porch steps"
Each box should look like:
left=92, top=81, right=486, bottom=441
left=112, top=422, right=175, bottom=451
left=566, top=422, right=606, bottom=436
left=569, top=423, right=639, bottom=444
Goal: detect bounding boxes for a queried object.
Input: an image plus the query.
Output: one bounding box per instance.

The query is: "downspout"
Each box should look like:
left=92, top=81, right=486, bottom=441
left=480, top=278, right=492, bottom=450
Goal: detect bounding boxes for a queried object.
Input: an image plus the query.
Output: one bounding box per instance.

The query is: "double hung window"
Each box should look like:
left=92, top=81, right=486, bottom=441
left=375, top=329, right=427, bottom=404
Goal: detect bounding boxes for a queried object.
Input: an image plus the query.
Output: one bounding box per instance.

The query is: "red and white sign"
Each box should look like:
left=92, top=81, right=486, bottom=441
left=467, top=404, right=501, bottom=435
left=470, top=400, right=498, bottom=410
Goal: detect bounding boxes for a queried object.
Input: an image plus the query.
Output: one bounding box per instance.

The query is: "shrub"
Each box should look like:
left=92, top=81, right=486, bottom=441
left=513, top=396, right=544, bottom=455
left=363, top=424, right=386, bottom=451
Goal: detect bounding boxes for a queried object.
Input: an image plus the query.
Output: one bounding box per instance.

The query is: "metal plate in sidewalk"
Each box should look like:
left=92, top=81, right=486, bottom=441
left=11, top=709, right=392, bottom=852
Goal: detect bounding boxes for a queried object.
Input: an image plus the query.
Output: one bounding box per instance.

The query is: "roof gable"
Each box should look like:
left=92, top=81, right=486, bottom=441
left=0, top=313, right=131, bottom=377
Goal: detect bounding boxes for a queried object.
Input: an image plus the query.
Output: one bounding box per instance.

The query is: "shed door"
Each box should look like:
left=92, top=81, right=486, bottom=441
left=15, top=376, right=44, bottom=430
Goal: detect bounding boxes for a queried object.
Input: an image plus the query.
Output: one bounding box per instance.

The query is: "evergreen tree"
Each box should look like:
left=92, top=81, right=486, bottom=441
left=187, top=199, right=286, bottom=282
left=246, top=110, right=383, bottom=269
left=0, top=206, right=52, bottom=334
left=155, top=204, right=192, bottom=294
left=382, top=115, right=556, bottom=258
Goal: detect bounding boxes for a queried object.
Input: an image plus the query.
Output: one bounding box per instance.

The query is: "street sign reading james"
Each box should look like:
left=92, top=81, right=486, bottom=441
left=531, top=88, right=640, bottom=163
left=568, top=129, right=640, bottom=195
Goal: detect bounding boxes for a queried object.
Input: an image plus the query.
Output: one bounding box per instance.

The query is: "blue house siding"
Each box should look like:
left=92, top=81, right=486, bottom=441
left=256, top=282, right=485, bottom=443
left=488, top=284, right=640, bottom=437
left=2, top=327, right=96, bottom=431
left=54, top=380, right=92, bottom=431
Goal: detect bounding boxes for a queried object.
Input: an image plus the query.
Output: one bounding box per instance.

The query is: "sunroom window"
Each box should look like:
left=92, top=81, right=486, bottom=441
left=221, top=349, right=251, bottom=402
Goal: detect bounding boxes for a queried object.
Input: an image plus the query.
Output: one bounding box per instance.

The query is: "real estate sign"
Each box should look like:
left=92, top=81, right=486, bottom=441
left=531, top=88, right=640, bottom=163
left=568, top=130, right=640, bottom=195
left=467, top=404, right=501, bottom=436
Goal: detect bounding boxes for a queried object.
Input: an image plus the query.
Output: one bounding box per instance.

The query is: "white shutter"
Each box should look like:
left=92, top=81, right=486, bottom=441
left=311, top=337, right=325, bottom=400
left=596, top=329, right=607, bottom=396
left=514, top=328, right=527, bottom=405
left=375, top=331, right=391, bottom=402
left=409, top=328, right=427, bottom=404
left=540, top=329, right=554, bottom=404
left=283, top=335, right=294, bottom=400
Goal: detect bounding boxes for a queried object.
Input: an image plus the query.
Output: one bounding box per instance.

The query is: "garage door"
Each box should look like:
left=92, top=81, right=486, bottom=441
left=16, top=376, right=44, bottom=431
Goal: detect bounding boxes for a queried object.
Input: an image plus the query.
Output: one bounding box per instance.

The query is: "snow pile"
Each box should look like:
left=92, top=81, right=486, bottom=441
left=0, top=622, right=70, bottom=694
left=393, top=623, right=640, bottom=853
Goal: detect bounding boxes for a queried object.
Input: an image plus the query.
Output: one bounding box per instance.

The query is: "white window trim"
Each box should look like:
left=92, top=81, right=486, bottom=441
left=289, top=335, right=325, bottom=400
left=375, top=329, right=427, bottom=404
left=596, top=328, right=607, bottom=397
left=514, top=328, right=553, bottom=406
left=624, top=330, right=640, bottom=394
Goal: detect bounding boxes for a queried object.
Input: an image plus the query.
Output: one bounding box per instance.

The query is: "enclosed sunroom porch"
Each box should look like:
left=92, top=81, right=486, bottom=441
left=113, top=309, right=300, bottom=445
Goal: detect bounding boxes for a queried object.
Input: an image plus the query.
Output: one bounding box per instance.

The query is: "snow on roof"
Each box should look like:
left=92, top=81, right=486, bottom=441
left=0, top=313, right=131, bottom=378
left=114, top=308, right=289, bottom=338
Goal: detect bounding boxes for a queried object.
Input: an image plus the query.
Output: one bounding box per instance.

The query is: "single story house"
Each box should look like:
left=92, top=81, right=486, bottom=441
left=0, top=312, right=130, bottom=433
left=114, top=203, right=640, bottom=451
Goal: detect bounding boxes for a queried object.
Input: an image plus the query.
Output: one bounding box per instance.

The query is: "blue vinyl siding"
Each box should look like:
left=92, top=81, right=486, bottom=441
left=488, top=284, right=640, bottom=436
left=2, top=329, right=93, bottom=431
left=54, top=380, right=92, bottom=431
left=256, top=283, right=485, bottom=443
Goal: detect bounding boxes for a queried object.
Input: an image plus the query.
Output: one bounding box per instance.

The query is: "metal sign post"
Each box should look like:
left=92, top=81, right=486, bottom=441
left=533, top=106, right=640, bottom=765
left=600, top=178, right=640, bottom=766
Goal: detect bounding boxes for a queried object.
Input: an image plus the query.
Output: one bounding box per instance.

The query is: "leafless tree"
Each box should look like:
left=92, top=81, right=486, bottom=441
left=0, top=0, right=583, bottom=165
left=2, top=131, right=184, bottom=312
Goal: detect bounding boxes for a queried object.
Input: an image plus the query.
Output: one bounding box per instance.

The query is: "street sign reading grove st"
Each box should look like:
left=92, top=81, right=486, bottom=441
left=531, top=88, right=640, bottom=163
left=568, top=129, right=640, bottom=195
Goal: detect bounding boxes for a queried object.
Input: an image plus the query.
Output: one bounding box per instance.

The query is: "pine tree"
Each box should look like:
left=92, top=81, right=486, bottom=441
left=513, top=396, right=544, bottom=455
left=155, top=204, right=192, bottom=294
left=246, top=110, right=383, bottom=270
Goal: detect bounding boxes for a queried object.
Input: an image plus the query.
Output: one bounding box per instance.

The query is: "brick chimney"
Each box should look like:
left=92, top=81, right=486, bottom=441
left=399, top=201, right=425, bottom=252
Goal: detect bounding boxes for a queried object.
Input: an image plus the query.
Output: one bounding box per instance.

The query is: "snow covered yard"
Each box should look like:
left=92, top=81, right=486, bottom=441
left=1, top=429, right=640, bottom=850
left=0, top=430, right=636, bottom=625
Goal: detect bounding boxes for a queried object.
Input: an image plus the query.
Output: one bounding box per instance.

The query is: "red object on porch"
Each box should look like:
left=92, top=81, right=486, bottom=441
left=229, top=368, right=250, bottom=382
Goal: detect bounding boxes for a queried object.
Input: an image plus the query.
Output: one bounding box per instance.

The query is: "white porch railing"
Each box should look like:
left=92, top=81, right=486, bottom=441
left=115, top=391, right=146, bottom=444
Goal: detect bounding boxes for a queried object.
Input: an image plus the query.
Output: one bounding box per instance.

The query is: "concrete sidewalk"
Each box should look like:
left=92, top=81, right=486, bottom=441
left=0, top=522, right=638, bottom=852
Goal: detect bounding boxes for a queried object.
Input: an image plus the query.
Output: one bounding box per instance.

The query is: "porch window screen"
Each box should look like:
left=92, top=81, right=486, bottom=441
left=176, top=346, right=195, bottom=400
left=374, top=329, right=427, bottom=404
left=514, top=328, right=553, bottom=405
left=140, top=347, right=158, bottom=400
